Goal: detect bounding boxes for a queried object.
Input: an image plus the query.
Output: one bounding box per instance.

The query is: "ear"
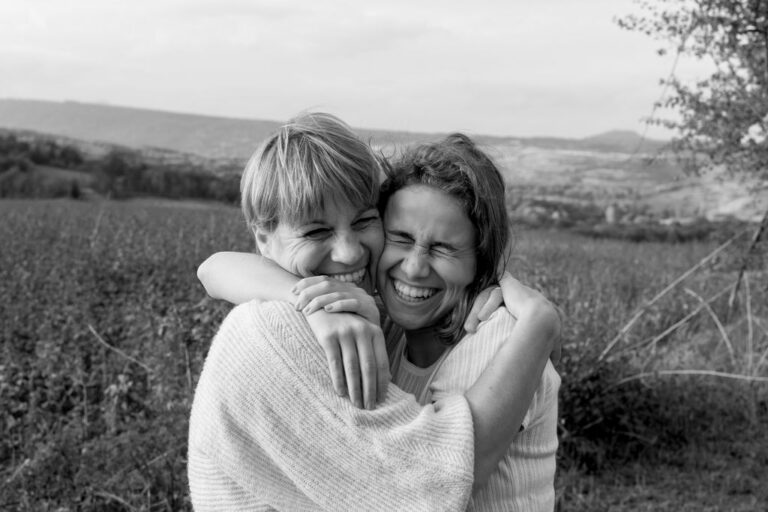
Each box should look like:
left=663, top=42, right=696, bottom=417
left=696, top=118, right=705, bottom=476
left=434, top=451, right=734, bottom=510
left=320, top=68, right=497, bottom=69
left=254, top=227, right=272, bottom=258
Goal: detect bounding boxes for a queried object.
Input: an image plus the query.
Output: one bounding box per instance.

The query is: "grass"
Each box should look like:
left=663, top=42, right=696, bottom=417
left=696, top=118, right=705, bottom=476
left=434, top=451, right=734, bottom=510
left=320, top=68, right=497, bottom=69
left=1, top=198, right=766, bottom=511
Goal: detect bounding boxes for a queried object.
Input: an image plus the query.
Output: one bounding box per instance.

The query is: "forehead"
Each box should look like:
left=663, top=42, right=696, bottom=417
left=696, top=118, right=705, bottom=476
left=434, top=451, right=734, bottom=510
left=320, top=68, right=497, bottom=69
left=384, top=185, right=474, bottom=244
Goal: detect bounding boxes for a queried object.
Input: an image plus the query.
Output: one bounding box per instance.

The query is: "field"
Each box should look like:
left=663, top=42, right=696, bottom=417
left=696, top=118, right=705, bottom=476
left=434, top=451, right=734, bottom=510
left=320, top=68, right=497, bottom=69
left=2, top=198, right=767, bottom=511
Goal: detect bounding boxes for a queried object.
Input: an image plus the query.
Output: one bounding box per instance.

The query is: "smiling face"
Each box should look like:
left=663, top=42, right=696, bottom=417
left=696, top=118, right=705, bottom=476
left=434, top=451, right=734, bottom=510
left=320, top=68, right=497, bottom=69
left=257, top=199, right=384, bottom=295
left=377, top=184, right=477, bottom=332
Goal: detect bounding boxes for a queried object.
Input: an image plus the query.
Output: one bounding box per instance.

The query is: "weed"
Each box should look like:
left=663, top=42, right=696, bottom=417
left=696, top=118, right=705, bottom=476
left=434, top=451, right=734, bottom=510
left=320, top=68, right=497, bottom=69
left=2, top=198, right=765, bottom=510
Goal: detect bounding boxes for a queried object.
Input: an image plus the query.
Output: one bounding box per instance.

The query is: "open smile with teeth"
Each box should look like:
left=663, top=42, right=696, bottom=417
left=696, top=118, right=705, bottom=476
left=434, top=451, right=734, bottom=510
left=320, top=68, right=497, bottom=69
left=329, top=268, right=367, bottom=284
left=393, top=279, right=438, bottom=302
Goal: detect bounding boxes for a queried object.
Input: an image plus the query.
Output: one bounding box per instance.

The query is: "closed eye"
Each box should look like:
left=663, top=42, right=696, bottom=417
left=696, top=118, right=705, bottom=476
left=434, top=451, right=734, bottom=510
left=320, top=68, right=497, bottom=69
left=431, top=244, right=456, bottom=256
left=353, top=215, right=380, bottom=230
left=303, top=227, right=332, bottom=240
left=385, top=231, right=413, bottom=246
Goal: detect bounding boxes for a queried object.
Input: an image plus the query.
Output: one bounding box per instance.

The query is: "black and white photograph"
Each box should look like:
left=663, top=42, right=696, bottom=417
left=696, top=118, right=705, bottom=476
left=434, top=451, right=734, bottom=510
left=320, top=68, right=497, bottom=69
left=1, top=1, right=767, bottom=510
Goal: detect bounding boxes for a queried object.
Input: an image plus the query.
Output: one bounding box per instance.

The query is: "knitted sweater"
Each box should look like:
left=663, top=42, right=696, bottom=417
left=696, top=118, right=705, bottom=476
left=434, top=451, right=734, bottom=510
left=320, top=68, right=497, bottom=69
left=188, top=301, right=475, bottom=511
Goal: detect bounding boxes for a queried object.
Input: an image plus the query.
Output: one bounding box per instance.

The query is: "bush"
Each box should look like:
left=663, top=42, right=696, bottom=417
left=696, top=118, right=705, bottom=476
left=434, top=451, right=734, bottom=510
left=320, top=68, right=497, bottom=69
left=0, top=168, right=75, bottom=199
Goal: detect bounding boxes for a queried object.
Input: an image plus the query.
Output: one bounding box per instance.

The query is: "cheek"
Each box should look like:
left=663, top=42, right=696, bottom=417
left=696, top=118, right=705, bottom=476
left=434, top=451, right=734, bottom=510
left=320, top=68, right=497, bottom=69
left=361, top=228, right=385, bottom=262
left=376, top=244, right=400, bottom=278
left=288, top=242, right=328, bottom=277
left=443, top=259, right=476, bottom=293
left=376, top=250, right=391, bottom=284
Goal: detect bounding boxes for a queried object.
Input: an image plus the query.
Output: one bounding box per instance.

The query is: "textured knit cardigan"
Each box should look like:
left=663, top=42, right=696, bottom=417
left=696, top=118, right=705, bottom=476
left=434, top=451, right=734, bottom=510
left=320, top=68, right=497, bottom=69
left=188, top=300, right=475, bottom=511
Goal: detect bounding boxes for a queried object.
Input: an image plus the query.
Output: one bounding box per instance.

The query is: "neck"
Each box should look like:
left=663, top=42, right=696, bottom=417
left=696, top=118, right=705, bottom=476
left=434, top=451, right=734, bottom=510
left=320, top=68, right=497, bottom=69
left=403, top=327, right=446, bottom=368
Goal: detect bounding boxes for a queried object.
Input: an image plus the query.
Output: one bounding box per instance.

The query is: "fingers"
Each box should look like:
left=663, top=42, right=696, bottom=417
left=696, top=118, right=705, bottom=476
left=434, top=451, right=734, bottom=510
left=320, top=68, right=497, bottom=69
left=464, top=286, right=503, bottom=333
left=372, top=329, right=391, bottom=404
left=322, top=340, right=347, bottom=397
left=477, top=287, right=503, bottom=322
left=294, top=279, right=364, bottom=311
left=341, top=322, right=388, bottom=409
left=292, top=275, right=330, bottom=294
left=339, top=332, right=363, bottom=409
left=355, top=331, right=378, bottom=410
left=299, top=292, right=349, bottom=315
left=310, top=311, right=386, bottom=409
left=500, top=273, right=540, bottom=303
left=464, top=287, right=491, bottom=333
left=499, top=274, right=544, bottom=318
left=464, top=315, right=479, bottom=333
left=298, top=289, right=379, bottom=325
left=322, top=299, right=361, bottom=313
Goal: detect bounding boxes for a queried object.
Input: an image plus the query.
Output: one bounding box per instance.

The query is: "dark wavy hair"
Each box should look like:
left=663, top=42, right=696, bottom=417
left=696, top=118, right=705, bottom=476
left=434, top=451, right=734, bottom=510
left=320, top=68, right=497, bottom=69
left=378, top=133, right=510, bottom=345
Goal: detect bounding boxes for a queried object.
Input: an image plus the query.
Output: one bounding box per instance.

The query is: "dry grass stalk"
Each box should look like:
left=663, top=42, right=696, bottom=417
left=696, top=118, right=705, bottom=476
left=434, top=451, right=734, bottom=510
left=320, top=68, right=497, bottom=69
left=617, top=283, right=734, bottom=357
left=727, top=208, right=768, bottom=314
left=614, top=370, right=768, bottom=386
left=599, top=229, right=748, bottom=362
left=755, top=318, right=768, bottom=373
left=745, top=273, right=754, bottom=375
left=88, top=324, right=152, bottom=373
left=94, top=490, right=137, bottom=511
left=683, top=288, right=736, bottom=367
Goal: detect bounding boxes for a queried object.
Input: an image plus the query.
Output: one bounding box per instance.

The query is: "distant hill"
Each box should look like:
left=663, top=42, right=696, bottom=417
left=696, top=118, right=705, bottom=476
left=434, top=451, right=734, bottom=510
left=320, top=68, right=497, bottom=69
left=580, top=130, right=666, bottom=153
left=0, top=99, right=282, bottom=160
left=4, top=98, right=764, bottom=222
left=0, top=99, right=666, bottom=159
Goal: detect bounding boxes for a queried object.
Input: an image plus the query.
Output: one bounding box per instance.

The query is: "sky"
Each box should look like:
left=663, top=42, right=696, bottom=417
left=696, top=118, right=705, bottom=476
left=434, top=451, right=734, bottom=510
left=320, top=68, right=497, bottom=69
left=0, top=0, right=710, bottom=139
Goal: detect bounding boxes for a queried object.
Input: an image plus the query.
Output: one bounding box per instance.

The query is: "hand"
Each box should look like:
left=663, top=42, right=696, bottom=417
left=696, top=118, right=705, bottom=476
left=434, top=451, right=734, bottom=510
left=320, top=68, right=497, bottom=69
left=464, top=285, right=504, bottom=333
left=498, top=272, right=562, bottom=363
left=293, top=276, right=380, bottom=325
left=304, top=311, right=390, bottom=410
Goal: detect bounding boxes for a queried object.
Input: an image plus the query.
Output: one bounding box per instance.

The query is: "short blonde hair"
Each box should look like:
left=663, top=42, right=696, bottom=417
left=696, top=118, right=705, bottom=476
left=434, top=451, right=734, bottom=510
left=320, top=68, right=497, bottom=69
left=241, top=112, right=382, bottom=237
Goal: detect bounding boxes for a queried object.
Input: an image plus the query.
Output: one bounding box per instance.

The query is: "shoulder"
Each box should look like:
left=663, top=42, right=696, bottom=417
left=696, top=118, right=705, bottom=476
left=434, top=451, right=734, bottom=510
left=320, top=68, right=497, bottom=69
left=476, top=307, right=517, bottom=336
left=200, top=300, right=318, bottom=384
left=432, top=308, right=514, bottom=391
left=453, top=307, right=516, bottom=355
left=221, top=299, right=305, bottom=331
left=191, top=300, right=324, bottom=427
left=213, top=300, right=312, bottom=347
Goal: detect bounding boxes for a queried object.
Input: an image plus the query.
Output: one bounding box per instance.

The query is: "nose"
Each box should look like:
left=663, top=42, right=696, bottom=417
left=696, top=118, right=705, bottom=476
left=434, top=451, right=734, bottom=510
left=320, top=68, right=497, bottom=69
left=330, top=232, right=364, bottom=265
left=401, top=246, right=430, bottom=279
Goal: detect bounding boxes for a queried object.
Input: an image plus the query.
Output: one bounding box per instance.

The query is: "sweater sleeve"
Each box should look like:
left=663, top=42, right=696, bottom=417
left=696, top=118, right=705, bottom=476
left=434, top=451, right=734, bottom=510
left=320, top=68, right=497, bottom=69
left=189, top=301, right=474, bottom=512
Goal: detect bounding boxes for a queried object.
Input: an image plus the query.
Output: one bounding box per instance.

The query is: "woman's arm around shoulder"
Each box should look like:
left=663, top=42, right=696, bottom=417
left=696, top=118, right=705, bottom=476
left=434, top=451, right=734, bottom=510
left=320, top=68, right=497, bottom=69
left=197, top=251, right=298, bottom=304
left=459, top=276, right=561, bottom=488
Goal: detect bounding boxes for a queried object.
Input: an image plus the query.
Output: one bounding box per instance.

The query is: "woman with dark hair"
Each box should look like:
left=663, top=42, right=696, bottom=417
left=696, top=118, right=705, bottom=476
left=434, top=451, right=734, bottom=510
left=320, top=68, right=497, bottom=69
left=375, top=133, right=511, bottom=346
left=372, top=133, right=559, bottom=509
left=192, top=113, right=559, bottom=511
